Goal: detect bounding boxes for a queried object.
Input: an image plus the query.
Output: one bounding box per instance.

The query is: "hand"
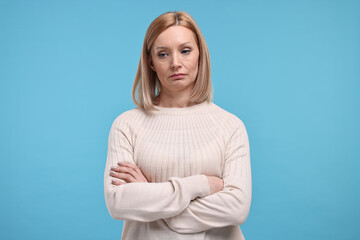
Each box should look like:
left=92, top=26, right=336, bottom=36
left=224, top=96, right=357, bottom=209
left=110, top=162, right=148, bottom=186
left=206, top=176, right=224, bottom=195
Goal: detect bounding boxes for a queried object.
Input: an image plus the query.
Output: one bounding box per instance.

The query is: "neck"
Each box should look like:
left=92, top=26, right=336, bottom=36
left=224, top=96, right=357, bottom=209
left=155, top=90, right=194, bottom=108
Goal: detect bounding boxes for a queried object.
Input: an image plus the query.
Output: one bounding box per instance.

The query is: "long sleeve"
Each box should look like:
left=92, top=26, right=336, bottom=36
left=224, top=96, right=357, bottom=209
left=104, top=114, right=211, bottom=222
left=163, top=118, right=252, bottom=233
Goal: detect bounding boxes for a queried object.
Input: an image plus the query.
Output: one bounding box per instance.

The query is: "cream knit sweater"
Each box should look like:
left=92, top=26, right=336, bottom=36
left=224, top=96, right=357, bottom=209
left=104, top=101, right=252, bottom=240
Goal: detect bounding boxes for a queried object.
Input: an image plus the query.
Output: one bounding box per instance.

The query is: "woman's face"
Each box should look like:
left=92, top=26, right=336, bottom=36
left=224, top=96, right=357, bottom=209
left=149, top=26, right=200, bottom=95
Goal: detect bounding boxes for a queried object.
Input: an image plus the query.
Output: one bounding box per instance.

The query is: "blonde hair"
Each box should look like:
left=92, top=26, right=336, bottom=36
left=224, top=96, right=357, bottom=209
left=131, top=11, right=212, bottom=111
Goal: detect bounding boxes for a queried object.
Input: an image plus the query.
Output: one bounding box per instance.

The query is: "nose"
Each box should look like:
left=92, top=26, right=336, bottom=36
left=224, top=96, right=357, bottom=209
left=170, top=52, right=181, bottom=70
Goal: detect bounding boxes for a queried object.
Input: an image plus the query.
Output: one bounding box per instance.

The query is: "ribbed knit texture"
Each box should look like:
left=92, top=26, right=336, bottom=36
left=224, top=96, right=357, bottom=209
left=104, top=101, right=252, bottom=240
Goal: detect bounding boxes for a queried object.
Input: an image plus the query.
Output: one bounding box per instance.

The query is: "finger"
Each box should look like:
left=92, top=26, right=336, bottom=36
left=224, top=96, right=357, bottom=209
left=115, top=164, right=139, bottom=181
left=131, top=164, right=148, bottom=182
left=111, top=179, right=126, bottom=186
left=110, top=170, right=133, bottom=182
left=128, top=164, right=147, bottom=182
left=118, top=162, right=148, bottom=182
left=110, top=171, right=136, bottom=183
left=110, top=166, right=121, bottom=172
left=117, top=162, right=147, bottom=182
left=113, top=162, right=148, bottom=182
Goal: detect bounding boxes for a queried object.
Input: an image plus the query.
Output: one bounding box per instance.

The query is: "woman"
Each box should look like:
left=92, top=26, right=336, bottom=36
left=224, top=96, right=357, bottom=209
left=104, top=11, right=252, bottom=240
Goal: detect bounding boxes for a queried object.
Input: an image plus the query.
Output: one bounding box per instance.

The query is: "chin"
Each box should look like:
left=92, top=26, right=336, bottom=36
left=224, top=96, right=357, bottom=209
left=172, top=82, right=195, bottom=90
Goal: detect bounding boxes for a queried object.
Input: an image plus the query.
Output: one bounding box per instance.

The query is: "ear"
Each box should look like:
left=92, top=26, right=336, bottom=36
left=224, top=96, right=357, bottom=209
left=148, top=56, right=156, bottom=72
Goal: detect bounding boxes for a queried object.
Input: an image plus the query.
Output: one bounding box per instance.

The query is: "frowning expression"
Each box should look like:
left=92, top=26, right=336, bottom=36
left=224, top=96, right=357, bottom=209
left=149, top=26, right=200, bottom=94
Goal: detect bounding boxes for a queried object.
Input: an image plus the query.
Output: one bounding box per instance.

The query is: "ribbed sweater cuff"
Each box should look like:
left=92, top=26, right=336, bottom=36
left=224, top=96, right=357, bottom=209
left=171, top=175, right=210, bottom=200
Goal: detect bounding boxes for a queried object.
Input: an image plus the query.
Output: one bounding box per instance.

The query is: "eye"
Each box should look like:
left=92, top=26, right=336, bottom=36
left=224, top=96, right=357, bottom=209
left=158, top=52, right=168, bottom=58
left=181, top=48, right=191, bottom=54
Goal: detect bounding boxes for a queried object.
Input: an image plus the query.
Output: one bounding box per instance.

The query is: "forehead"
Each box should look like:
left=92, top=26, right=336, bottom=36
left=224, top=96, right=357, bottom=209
left=153, top=26, right=197, bottom=47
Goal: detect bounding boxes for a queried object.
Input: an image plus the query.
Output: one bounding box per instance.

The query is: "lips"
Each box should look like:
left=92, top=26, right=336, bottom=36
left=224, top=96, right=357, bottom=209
left=170, top=73, right=186, bottom=77
left=170, top=73, right=186, bottom=80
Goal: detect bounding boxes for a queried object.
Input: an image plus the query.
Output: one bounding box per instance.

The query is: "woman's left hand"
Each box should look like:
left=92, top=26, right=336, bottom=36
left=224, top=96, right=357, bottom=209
left=110, top=162, right=148, bottom=186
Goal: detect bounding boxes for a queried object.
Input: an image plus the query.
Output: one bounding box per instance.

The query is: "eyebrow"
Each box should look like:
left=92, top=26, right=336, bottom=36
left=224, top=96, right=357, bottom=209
left=155, top=42, right=192, bottom=50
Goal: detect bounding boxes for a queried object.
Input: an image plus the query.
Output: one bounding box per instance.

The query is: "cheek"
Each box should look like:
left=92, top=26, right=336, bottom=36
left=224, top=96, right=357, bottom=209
left=189, top=57, right=199, bottom=72
left=153, top=62, right=168, bottom=75
left=190, top=51, right=200, bottom=71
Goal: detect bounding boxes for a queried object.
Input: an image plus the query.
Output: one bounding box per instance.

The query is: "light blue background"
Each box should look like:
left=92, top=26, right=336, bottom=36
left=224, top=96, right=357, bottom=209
left=1, top=0, right=359, bottom=239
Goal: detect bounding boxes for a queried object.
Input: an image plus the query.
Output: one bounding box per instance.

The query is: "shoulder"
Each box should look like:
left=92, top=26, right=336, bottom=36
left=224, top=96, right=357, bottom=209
left=107, top=107, right=146, bottom=144
left=110, top=107, right=145, bottom=131
left=211, top=103, right=250, bottom=147
left=210, top=102, right=247, bottom=130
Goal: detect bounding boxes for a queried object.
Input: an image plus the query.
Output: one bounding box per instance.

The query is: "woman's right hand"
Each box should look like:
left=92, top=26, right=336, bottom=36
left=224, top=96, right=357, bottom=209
left=206, top=176, right=224, bottom=195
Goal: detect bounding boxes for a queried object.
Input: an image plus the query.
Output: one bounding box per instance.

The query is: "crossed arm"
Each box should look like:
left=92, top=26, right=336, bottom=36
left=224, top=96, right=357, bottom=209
left=104, top=116, right=251, bottom=233
left=110, top=162, right=224, bottom=198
